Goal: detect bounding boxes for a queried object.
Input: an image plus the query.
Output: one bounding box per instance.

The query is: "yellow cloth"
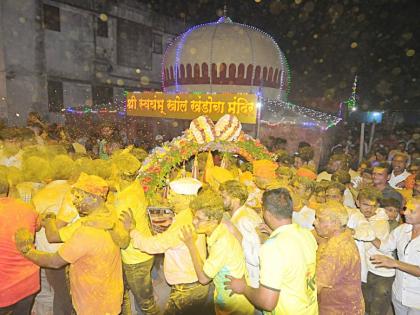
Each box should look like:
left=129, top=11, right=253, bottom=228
left=131, top=209, right=207, bottom=285
left=316, top=171, right=332, bottom=182
left=252, top=159, right=278, bottom=179
left=259, top=223, right=318, bottom=315
left=205, top=166, right=234, bottom=190
left=32, top=180, right=71, bottom=215
left=112, top=181, right=152, bottom=264
left=32, top=180, right=73, bottom=252
left=73, top=172, right=108, bottom=197
left=15, top=181, right=44, bottom=204
left=57, top=190, right=79, bottom=223
left=59, top=208, right=116, bottom=243
left=203, top=223, right=254, bottom=315
left=58, top=226, right=123, bottom=315
left=239, top=171, right=254, bottom=185
left=72, top=143, right=87, bottom=154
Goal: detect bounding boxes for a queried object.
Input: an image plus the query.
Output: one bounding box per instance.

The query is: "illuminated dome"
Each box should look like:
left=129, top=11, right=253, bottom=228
left=162, top=16, right=290, bottom=100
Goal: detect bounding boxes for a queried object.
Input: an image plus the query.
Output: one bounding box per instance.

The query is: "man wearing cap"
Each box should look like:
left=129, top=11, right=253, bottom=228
left=121, top=177, right=210, bottom=315
left=15, top=173, right=127, bottom=315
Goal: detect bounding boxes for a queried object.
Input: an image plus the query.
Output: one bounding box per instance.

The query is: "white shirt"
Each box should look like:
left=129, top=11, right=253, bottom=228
left=389, top=170, right=411, bottom=189
left=344, top=188, right=356, bottom=208
left=347, top=207, right=375, bottom=242
left=380, top=224, right=420, bottom=308
left=230, top=205, right=263, bottom=288
left=362, top=208, right=395, bottom=279
left=292, top=206, right=316, bottom=230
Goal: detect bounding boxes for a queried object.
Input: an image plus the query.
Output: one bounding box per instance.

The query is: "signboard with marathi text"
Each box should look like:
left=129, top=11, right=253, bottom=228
left=126, top=92, right=258, bottom=124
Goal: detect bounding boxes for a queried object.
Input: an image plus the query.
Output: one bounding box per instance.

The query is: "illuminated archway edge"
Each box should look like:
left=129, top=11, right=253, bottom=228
left=137, top=122, right=275, bottom=201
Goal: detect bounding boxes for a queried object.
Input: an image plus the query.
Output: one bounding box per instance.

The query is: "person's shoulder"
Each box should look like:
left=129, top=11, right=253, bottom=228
left=392, top=223, right=411, bottom=234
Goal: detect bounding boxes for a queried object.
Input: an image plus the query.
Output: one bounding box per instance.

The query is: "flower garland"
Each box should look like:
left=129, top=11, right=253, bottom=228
left=137, top=127, right=275, bottom=201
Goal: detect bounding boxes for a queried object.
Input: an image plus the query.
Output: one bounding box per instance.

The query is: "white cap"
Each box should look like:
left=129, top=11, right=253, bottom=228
left=169, top=178, right=202, bottom=195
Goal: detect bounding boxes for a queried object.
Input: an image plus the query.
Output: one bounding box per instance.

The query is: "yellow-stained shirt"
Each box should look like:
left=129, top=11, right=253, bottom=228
left=259, top=223, right=318, bottom=315
left=203, top=223, right=254, bottom=315
left=111, top=181, right=152, bottom=264
left=58, top=226, right=123, bottom=315
left=56, top=190, right=78, bottom=224
left=32, top=180, right=71, bottom=253
left=131, top=208, right=206, bottom=285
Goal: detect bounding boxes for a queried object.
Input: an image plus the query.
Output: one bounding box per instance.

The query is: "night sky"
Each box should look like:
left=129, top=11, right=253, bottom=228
left=141, top=0, right=419, bottom=112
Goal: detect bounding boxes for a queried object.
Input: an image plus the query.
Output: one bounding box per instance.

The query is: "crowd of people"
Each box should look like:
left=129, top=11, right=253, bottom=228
left=0, top=112, right=420, bottom=315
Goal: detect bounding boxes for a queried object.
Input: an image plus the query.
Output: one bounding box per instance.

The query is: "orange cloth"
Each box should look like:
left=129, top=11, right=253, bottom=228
left=0, top=197, right=40, bottom=307
left=252, top=160, right=278, bottom=179
left=73, top=172, right=108, bottom=197
left=405, top=174, right=415, bottom=190
left=296, top=167, right=317, bottom=180
left=58, top=226, right=123, bottom=315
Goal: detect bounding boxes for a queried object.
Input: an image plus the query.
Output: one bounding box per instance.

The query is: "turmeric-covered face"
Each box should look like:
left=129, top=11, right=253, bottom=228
left=404, top=200, right=420, bottom=225
left=358, top=198, right=378, bottom=219
left=71, top=188, right=99, bottom=216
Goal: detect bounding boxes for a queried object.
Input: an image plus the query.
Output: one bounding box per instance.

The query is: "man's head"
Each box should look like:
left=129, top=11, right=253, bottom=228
left=71, top=173, right=109, bottom=216
left=262, top=188, right=293, bottom=229
left=276, top=166, right=294, bottom=183
left=372, top=163, right=392, bottom=187
left=380, top=197, right=401, bottom=221
left=397, top=141, right=406, bottom=152
left=294, top=146, right=315, bottom=169
left=326, top=182, right=346, bottom=203
left=168, top=178, right=202, bottom=213
left=290, top=176, right=315, bottom=200
left=313, top=180, right=330, bottom=204
left=326, top=154, right=348, bottom=173
left=252, top=159, right=278, bottom=189
left=219, top=180, right=248, bottom=211
left=404, top=196, right=420, bottom=226
left=357, top=187, right=382, bottom=218
left=314, top=201, right=348, bottom=239
left=392, top=153, right=409, bottom=175
left=100, top=124, right=114, bottom=139
left=331, top=170, right=351, bottom=186
left=375, top=148, right=388, bottom=162
left=190, top=189, right=224, bottom=235
left=361, top=167, right=374, bottom=187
